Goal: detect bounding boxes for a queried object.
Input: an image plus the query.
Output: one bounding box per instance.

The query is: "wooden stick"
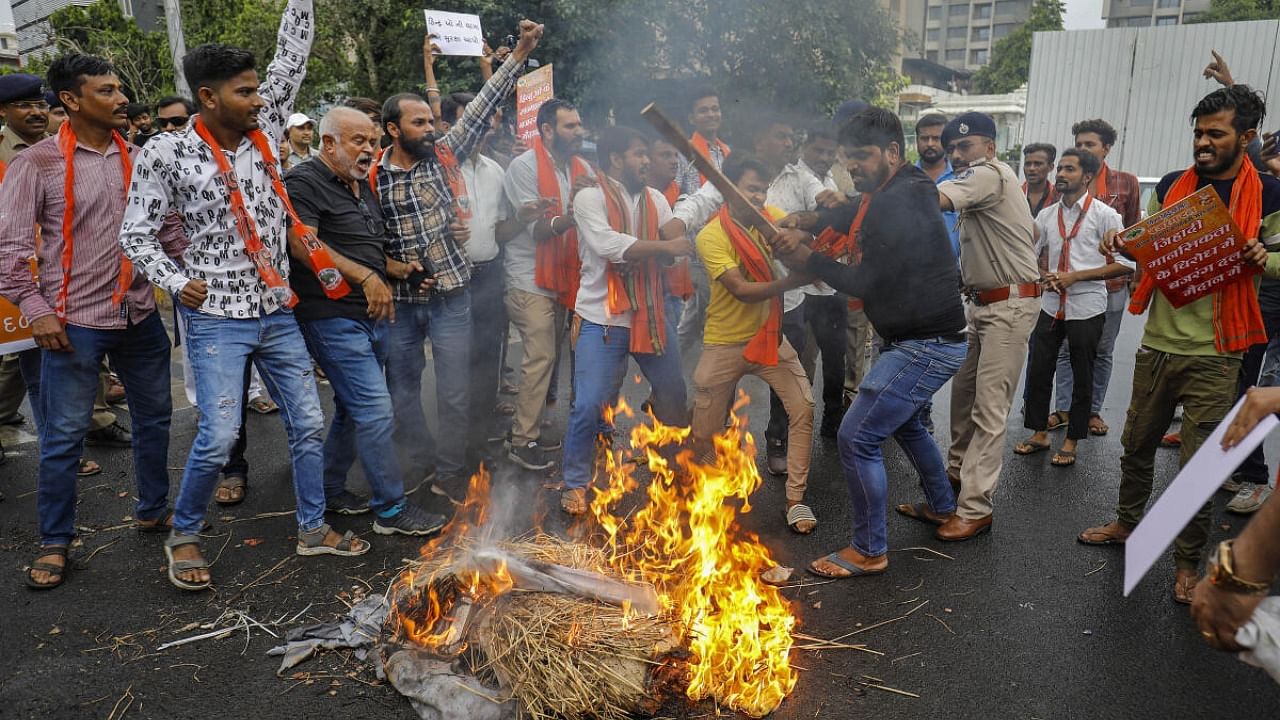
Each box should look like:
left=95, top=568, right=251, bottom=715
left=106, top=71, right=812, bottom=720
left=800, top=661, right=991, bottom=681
left=640, top=103, right=779, bottom=240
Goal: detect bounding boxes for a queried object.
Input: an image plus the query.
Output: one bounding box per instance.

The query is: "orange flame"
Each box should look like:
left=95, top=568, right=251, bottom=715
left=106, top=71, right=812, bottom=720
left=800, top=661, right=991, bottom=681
left=588, top=392, right=797, bottom=717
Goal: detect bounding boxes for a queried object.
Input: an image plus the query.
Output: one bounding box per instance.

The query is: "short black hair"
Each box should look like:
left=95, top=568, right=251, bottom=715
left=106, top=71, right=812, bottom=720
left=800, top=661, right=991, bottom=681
left=381, top=92, right=428, bottom=134
left=723, top=153, right=773, bottom=185
left=914, top=113, right=948, bottom=134
left=1192, top=84, right=1267, bottom=135
left=126, top=102, right=151, bottom=121
left=439, top=92, right=475, bottom=125
left=155, top=95, right=196, bottom=115
left=1071, top=118, right=1117, bottom=148
left=1023, top=142, right=1057, bottom=163
left=804, top=125, right=835, bottom=145
left=751, top=112, right=793, bottom=142
left=343, top=96, right=382, bottom=121
left=183, top=43, right=257, bottom=94
left=838, top=107, right=905, bottom=153
left=46, top=53, right=116, bottom=97
left=1060, top=147, right=1100, bottom=177
left=688, top=85, right=719, bottom=114
left=596, top=125, right=648, bottom=169
left=536, top=98, right=576, bottom=134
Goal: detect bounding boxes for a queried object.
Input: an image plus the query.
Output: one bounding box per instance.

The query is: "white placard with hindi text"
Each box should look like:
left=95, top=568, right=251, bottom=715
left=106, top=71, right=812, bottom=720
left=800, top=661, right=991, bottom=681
left=423, top=10, right=485, bottom=57
left=1123, top=395, right=1279, bottom=596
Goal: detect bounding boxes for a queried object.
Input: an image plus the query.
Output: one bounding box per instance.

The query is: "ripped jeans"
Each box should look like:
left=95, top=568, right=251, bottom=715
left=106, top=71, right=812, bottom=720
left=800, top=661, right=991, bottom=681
left=174, top=307, right=327, bottom=536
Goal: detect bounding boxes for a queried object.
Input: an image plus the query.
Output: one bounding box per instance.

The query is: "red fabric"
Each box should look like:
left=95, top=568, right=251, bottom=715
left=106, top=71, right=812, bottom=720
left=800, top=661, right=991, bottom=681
left=432, top=142, right=471, bottom=222
left=0, top=158, right=6, bottom=183
left=1052, top=193, right=1094, bottom=320
left=1023, top=181, right=1058, bottom=216
left=55, top=122, right=133, bottom=322
left=532, top=135, right=590, bottom=308
left=661, top=180, right=680, bottom=208
left=690, top=132, right=729, bottom=185
left=193, top=117, right=351, bottom=307
left=1128, top=157, right=1266, bottom=353
left=717, top=205, right=782, bottom=366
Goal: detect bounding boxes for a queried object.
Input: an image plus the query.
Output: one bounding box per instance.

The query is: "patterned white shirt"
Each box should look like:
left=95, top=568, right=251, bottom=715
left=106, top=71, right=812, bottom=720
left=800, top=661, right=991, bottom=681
left=119, top=0, right=313, bottom=319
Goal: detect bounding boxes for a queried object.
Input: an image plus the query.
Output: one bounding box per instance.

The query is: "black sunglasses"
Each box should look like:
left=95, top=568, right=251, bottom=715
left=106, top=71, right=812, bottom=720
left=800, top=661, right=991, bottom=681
left=157, top=116, right=190, bottom=128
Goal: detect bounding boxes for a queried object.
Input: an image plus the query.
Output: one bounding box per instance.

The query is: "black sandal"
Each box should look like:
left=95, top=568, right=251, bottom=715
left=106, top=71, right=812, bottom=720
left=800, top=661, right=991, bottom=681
left=25, top=545, right=70, bottom=590
left=214, top=473, right=247, bottom=506
left=136, top=511, right=212, bottom=534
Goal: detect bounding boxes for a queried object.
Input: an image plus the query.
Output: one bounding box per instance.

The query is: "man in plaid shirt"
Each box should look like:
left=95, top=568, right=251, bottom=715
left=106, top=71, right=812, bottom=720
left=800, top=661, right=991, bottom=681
left=376, top=19, right=543, bottom=497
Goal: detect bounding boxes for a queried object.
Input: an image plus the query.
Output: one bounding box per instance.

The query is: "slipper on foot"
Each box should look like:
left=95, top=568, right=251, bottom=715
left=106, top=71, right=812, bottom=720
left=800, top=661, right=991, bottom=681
left=808, top=551, right=886, bottom=579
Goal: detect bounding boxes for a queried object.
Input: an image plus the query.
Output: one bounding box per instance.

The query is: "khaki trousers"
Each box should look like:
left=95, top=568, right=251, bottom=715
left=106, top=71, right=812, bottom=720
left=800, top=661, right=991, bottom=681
left=505, top=288, right=566, bottom=445
left=844, top=308, right=872, bottom=394
left=692, top=339, right=813, bottom=502
left=948, top=297, right=1038, bottom=519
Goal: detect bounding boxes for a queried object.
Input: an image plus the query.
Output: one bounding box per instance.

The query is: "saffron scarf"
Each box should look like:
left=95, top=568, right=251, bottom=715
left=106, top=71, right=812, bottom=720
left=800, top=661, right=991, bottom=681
left=1128, top=156, right=1266, bottom=353
left=193, top=117, right=350, bottom=308
left=656, top=180, right=693, bottom=298
left=532, top=135, right=590, bottom=308
left=1024, top=181, right=1058, bottom=216
left=601, top=178, right=667, bottom=354
left=690, top=132, right=730, bottom=185
left=810, top=166, right=901, bottom=312
left=55, top=122, right=134, bottom=322
left=717, top=205, right=782, bottom=366
left=1052, top=193, right=1094, bottom=320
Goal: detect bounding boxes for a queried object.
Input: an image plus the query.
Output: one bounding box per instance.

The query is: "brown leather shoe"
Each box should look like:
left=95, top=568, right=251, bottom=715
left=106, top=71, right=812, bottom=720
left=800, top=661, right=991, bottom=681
left=1173, top=569, right=1200, bottom=605
left=936, top=514, right=992, bottom=541
left=1077, top=520, right=1131, bottom=546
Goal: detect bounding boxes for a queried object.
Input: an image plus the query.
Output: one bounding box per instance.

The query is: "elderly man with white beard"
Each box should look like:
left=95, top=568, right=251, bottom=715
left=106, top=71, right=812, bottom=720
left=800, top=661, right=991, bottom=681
left=283, top=106, right=448, bottom=537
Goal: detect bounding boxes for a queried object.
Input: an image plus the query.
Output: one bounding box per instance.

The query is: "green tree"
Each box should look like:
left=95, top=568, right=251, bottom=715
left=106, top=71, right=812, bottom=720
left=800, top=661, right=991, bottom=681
left=972, top=0, right=1064, bottom=94
left=45, top=0, right=174, bottom=101
left=1187, top=0, right=1280, bottom=22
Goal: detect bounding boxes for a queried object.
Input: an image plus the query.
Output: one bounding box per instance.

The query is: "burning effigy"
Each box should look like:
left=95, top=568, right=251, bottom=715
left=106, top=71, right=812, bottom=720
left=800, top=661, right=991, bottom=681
left=382, top=397, right=797, bottom=719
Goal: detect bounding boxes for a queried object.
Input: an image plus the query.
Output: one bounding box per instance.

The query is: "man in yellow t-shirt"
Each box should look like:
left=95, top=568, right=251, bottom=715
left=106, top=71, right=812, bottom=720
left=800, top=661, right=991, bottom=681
left=692, top=155, right=816, bottom=533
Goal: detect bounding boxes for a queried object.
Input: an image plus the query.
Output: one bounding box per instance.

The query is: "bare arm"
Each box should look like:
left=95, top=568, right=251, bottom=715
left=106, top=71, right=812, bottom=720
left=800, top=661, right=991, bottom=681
left=716, top=266, right=810, bottom=304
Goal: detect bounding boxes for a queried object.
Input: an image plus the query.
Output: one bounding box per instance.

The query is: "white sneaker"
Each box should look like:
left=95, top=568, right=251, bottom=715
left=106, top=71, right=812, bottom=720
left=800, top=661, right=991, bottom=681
left=1226, top=483, right=1273, bottom=515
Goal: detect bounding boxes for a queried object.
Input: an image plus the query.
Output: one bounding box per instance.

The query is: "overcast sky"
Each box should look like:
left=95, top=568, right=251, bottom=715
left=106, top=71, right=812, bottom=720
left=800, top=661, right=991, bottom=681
left=1064, top=0, right=1108, bottom=29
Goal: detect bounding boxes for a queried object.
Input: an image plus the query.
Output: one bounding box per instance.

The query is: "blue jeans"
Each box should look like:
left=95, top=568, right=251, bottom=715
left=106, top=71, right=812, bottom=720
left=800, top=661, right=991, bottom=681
left=386, top=292, right=472, bottom=477
left=176, top=307, right=326, bottom=535
left=300, top=317, right=405, bottom=515
left=1055, top=288, right=1126, bottom=414
left=839, top=337, right=967, bottom=557
left=38, top=314, right=172, bottom=545
left=563, top=319, right=688, bottom=490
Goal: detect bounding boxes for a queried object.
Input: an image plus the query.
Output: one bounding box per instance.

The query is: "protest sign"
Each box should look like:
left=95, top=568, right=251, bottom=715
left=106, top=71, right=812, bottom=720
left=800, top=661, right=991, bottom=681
left=0, top=298, right=36, bottom=355
left=423, top=10, right=484, bottom=57
left=516, top=64, right=554, bottom=143
left=1124, top=395, right=1278, bottom=596
left=1119, top=185, right=1258, bottom=308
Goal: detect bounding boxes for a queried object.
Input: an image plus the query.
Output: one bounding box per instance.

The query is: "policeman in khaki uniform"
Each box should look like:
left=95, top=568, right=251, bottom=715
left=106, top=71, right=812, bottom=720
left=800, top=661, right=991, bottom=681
left=935, top=112, right=1041, bottom=541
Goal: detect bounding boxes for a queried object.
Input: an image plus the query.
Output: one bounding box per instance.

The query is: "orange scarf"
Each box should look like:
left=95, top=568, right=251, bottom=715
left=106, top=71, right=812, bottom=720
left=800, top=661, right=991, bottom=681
left=690, top=132, right=729, bottom=185
left=1024, top=181, right=1058, bottom=216
left=811, top=166, right=902, bottom=312
left=655, top=180, right=692, bottom=298
left=1129, top=157, right=1266, bottom=353
left=193, top=117, right=350, bottom=307
left=0, top=158, right=6, bottom=183
left=717, top=205, right=782, bottom=365
left=601, top=178, right=667, bottom=354
left=532, top=135, right=590, bottom=308
left=661, top=180, right=680, bottom=207
left=433, top=142, right=471, bottom=222
left=55, top=122, right=134, bottom=322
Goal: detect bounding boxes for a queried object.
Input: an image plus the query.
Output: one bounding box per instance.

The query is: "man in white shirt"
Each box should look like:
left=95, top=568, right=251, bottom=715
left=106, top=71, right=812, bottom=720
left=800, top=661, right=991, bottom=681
left=1015, top=148, right=1133, bottom=467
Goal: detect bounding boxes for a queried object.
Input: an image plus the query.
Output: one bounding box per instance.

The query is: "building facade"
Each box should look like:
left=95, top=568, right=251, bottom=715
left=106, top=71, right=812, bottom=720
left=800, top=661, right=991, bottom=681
left=1, top=0, right=19, bottom=68
left=1102, top=0, right=1211, bottom=28
left=917, top=0, right=1033, bottom=72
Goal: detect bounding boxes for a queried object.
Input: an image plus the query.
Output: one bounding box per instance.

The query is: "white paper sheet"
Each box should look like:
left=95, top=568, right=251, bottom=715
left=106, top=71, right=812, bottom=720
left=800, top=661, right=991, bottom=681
left=424, top=10, right=485, bottom=57
left=1124, top=395, right=1279, bottom=596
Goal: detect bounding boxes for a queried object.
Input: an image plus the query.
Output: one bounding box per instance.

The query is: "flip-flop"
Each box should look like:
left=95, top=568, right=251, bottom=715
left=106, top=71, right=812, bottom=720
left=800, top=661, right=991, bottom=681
left=1051, top=449, right=1077, bottom=467
left=77, top=458, right=102, bottom=477
left=135, top=511, right=212, bottom=534
left=248, top=397, right=279, bottom=414
left=809, top=552, right=886, bottom=579
left=786, top=504, right=817, bottom=534
left=1088, top=415, right=1109, bottom=436
left=214, top=473, right=247, bottom=506
left=164, top=534, right=211, bottom=591
left=894, top=502, right=952, bottom=527
left=1014, top=439, right=1051, bottom=455
left=24, top=545, right=70, bottom=590
left=1046, top=411, right=1070, bottom=431
left=1077, top=523, right=1129, bottom=546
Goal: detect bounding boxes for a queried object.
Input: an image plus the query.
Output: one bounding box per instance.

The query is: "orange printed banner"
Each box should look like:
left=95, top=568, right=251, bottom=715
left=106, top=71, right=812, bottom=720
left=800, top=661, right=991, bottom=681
left=1120, top=185, right=1259, bottom=309
left=0, top=297, right=36, bottom=354
left=516, top=64, right=554, bottom=143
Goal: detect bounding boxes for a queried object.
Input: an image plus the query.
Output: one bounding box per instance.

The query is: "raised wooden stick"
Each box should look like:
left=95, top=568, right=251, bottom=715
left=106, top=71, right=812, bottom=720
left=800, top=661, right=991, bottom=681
left=640, top=103, right=779, bottom=240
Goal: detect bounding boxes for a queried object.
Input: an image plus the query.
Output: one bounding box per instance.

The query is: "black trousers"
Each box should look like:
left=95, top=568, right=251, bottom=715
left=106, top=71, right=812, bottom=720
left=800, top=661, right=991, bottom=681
left=468, top=258, right=507, bottom=453
left=765, top=295, right=848, bottom=440
left=1024, top=310, right=1104, bottom=440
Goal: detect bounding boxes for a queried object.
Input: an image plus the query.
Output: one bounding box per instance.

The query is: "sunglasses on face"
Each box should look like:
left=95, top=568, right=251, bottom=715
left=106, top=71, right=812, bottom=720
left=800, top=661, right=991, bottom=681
left=157, top=116, right=190, bottom=128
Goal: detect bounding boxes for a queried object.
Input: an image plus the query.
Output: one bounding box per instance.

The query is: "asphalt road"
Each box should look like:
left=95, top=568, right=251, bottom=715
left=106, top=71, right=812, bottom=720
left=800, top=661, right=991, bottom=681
left=1, top=311, right=1278, bottom=719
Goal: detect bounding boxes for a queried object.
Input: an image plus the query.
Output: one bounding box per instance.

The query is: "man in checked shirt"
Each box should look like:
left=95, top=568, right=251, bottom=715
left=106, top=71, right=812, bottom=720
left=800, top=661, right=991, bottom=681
left=376, top=19, right=544, bottom=500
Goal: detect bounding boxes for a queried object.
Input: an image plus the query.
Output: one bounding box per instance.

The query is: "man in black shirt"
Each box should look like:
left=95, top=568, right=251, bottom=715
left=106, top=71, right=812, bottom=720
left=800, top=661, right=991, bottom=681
left=284, top=106, right=446, bottom=537
left=773, top=107, right=967, bottom=578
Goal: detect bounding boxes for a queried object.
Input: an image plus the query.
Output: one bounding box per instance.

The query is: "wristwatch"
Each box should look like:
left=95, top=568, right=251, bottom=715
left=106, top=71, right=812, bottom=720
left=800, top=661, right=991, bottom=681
left=1207, top=540, right=1272, bottom=595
